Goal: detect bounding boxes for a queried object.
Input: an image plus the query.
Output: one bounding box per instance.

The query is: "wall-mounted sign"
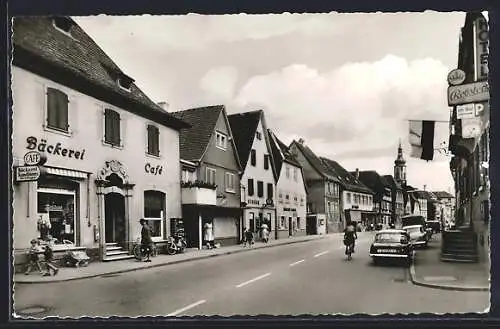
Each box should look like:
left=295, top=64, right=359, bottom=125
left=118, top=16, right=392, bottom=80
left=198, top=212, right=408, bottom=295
left=456, top=104, right=476, bottom=119
left=283, top=208, right=297, bottom=212
left=16, top=165, right=40, bottom=182
left=474, top=16, right=489, bottom=80
left=461, top=117, right=482, bottom=139
left=26, top=136, right=86, bottom=160
left=144, top=163, right=163, bottom=175
left=23, top=151, right=46, bottom=166
left=447, top=69, right=466, bottom=86
left=447, top=81, right=489, bottom=106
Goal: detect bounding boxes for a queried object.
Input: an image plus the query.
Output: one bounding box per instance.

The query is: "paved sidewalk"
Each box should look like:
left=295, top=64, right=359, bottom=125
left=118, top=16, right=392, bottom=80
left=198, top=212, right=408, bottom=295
left=409, top=233, right=490, bottom=291
left=15, top=234, right=332, bottom=284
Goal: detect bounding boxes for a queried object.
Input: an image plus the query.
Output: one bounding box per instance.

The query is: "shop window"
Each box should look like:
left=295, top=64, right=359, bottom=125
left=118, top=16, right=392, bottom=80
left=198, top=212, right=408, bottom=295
left=216, top=131, right=227, bottom=150
left=37, top=189, right=76, bottom=245
left=144, top=190, right=166, bottom=241
left=206, top=167, right=216, bottom=185
left=297, top=217, right=301, bottom=230
left=250, top=149, right=256, bottom=166
left=247, top=179, right=254, bottom=196
left=225, top=172, right=236, bottom=193
left=257, top=181, right=264, bottom=198
left=280, top=216, right=286, bottom=229
left=147, top=124, right=160, bottom=156
left=104, top=108, right=121, bottom=147
left=46, top=87, right=69, bottom=132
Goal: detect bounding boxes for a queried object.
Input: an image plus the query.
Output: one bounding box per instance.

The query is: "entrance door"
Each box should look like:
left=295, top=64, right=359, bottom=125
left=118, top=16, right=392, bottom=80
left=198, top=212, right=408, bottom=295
left=104, top=192, right=126, bottom=245
left=288, top=217, right=293, bottom=236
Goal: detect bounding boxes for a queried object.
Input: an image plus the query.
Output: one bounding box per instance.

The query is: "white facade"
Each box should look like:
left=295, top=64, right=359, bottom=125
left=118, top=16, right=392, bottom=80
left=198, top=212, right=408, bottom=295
left=12, top=67, right=182, bottom=254
left=240, top=118, right=277, bottom=236
left=342, top=190, right=373, bottom=212
left=276, top=162, right=307, bottom=237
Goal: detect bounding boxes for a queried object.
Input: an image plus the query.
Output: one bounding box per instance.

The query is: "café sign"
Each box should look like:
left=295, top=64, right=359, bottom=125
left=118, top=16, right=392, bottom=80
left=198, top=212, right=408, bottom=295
left=447, top=69, right=466, bottom=86
left=447, top=81, right=489, bottom=106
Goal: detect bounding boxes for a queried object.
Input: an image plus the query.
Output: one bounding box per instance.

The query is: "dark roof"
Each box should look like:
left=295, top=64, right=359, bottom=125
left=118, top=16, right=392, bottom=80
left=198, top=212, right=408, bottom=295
left=320, top=158, right=373, bottom=194
left=227, top=110, right=262, bottom=170
left=382, top=175, right=402, bottom=190
left=432, top=191, right=455, bottom=199
left=13, top=16, right=188, bottom=130
left=267, top=130, right=301, bottom=176
left=290, top=141, right=340, bottom=183
left=354, top=171, right=386, bottom=196
left=171, top=105, right=225, bottom=162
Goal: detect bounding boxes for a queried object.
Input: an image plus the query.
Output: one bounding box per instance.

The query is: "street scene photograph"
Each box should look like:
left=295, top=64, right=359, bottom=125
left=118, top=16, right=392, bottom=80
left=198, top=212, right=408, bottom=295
left=11, top=10, right=490, bottom=318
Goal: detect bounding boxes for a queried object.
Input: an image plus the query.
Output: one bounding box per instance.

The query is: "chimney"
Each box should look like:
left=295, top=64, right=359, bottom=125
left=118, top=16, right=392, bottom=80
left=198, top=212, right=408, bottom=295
left=355, top=168, right=359, bottom=179
left=298, top=138, right=305, bottom=145
left=157, top=101, right=169, bottom=112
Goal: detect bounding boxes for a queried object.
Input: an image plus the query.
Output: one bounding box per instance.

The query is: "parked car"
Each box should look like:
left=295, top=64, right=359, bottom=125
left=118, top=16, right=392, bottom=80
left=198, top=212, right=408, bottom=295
left=403, top=224, right=428, bottom=248
left=369, top=229, right=413, bottom=265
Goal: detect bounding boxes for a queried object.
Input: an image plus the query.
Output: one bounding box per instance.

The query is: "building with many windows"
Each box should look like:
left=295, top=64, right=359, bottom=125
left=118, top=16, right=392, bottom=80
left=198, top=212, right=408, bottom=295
left=172, top=105, right=242, bottom=248
left=267, top=130, right=307, bottom=239
left=228, top=110, right=277, bottom=240
left=354, top=170, right=391, bottom=228
left=11, top=17, right=189, bottom=268
left=383, top=175, right=404, bottom=227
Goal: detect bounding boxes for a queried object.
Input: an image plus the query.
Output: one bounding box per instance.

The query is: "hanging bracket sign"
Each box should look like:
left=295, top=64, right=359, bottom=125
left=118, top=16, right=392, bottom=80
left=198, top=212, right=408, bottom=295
left=447, top=81, right=489, bottom=106
left=447, top=69, right=466, bottom=86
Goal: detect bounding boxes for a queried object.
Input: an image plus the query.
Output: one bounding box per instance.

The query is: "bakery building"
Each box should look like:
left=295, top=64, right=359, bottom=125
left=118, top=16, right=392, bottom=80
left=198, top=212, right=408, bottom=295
left=11, top=16, right=188, bottom=267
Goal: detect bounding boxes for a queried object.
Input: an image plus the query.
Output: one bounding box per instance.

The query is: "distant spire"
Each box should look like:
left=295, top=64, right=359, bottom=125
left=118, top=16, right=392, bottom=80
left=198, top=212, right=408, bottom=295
left=395, top=138, right=406, bottom=165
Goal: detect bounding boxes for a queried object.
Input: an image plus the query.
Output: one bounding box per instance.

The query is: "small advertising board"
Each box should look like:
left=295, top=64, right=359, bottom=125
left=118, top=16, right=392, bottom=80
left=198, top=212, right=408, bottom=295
left=16, top=165, right=41, bottom=182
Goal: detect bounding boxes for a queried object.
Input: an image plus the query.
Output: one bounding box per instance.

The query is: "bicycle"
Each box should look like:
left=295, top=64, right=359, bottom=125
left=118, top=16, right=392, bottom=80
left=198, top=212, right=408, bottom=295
left=132, top=238, right=158, bottom=261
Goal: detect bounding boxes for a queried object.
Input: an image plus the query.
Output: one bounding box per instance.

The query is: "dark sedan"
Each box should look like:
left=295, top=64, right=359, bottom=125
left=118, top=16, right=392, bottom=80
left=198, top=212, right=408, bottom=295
left=369, top=229, right=413, bottom=265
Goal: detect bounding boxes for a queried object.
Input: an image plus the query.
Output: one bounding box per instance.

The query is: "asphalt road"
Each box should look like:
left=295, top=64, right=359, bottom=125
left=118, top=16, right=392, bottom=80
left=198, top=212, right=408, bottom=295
left=14, top=232, right=489, bottom=318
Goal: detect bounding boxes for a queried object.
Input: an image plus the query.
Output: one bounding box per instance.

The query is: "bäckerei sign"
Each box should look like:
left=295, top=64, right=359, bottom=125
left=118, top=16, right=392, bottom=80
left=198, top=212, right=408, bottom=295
left=447, top=81, right=489, bottom=106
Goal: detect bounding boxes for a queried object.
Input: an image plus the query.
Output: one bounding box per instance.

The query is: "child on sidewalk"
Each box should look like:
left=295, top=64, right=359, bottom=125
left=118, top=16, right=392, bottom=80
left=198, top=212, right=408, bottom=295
left=24, top=239, right=43, bottom=275
left=42, top=244, right=59, bottom=276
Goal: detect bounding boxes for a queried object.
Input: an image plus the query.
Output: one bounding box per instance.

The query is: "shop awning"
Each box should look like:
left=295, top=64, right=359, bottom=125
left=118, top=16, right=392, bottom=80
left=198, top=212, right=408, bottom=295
left=46, top=166, right=89, bottom=179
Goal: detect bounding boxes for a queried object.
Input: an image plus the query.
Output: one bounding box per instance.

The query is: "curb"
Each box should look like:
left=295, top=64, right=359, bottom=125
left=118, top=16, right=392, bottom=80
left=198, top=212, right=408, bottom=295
left=408, top=261, right=489, bottom=292
left=15, top=235, right=327, bottom=285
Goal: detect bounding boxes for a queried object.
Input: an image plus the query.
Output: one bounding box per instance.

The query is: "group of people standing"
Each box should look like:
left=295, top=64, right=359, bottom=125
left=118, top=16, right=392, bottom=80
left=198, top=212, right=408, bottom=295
left=242, top=224, right=270, bottom=247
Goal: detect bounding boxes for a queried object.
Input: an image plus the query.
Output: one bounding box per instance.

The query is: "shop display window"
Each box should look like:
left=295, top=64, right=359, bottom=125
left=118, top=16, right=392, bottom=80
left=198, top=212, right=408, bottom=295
left=37, top=189, right=76, bottom=244
left=144, top=190, right=165, bottom=241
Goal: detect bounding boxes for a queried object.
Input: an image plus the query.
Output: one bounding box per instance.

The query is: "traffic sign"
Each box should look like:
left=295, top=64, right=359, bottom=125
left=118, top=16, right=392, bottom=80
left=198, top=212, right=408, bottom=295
left=16, top=166, right=41, bottom=182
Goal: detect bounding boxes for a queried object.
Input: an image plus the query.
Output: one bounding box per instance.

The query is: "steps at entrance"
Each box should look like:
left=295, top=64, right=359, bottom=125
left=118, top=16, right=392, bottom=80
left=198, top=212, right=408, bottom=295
left=441, top=230, right=478, bottom=263
left=103, top=243, right=134, bottom=262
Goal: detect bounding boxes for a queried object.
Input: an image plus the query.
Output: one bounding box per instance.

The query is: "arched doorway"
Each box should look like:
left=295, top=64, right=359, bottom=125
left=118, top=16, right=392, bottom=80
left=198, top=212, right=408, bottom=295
left=105, top=192, right=126, bottom=244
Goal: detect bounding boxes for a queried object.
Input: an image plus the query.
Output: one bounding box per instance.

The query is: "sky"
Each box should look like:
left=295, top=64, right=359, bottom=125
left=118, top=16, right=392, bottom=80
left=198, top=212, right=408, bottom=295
left=74, top=11, right=466, bottom=193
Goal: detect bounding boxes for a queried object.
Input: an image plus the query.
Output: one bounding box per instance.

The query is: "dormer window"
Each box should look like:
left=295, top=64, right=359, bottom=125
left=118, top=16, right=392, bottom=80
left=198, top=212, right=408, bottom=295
left=53, top=17, right=73, bottom=35
left=216, top=131, right=227, bottom=150
left=256, top=131, right=262, bottom=140
left=117, top=74, right=134, bottom=92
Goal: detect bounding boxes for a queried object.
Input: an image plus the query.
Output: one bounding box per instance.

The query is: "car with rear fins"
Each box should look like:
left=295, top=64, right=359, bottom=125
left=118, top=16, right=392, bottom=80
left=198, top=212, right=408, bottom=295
left=369, top=229, right=413, bottom=265
left=403, top=224, right=429, bottom=248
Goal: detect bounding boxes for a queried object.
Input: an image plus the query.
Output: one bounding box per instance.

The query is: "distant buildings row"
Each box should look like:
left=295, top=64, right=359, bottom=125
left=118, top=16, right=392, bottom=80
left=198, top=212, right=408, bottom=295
left=11, top=17, right=455, bottom=268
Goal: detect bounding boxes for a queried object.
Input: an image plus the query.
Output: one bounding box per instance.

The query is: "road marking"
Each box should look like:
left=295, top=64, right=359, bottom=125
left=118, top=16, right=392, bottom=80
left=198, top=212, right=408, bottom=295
left=236, top=272, right=271, bottom=288
left=423, top=276, right=457, bottom=282
left=314, top=251, right=329, bottom=258
left=167, top=299, right=206, bottom=316
left=289, top=259, right=305, bottom=267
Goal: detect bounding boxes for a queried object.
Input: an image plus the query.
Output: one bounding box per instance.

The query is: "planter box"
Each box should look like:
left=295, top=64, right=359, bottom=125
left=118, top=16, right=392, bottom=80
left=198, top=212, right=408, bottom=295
left=181, top=187, right=216, bottom=205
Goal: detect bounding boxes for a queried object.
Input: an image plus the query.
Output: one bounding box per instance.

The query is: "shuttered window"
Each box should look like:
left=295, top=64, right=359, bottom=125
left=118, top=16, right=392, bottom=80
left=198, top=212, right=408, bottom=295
left=248, top=179, right=254, bottom=196
left=104, top=109, right=121, bottom=146
left=147, top=124, right=160, bottom=156
left=46, top=87, right=69, bottom=132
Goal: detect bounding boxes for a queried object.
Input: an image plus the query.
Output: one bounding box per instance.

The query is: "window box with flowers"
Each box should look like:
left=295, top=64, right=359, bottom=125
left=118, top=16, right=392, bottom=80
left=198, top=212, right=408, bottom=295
left=181, top=180, right=217, bottom=205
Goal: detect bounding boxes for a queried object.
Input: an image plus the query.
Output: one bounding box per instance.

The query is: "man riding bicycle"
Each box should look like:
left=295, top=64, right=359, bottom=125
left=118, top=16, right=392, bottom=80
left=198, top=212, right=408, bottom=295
left=343, top=221, right=358, bottom=255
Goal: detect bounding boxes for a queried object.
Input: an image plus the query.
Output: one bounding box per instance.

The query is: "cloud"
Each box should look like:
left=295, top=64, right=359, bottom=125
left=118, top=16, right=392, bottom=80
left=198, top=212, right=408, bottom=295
left=199, top=66, right=239, bottom=101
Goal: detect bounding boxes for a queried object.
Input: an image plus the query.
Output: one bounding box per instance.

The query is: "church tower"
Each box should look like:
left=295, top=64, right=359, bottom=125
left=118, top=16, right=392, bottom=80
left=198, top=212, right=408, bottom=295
left=394, top=139, right=407, bottom=186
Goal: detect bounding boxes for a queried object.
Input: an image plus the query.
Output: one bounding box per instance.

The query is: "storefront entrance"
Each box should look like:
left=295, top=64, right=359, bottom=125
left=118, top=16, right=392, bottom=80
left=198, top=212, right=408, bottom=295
left=104, top=192, right=126, bottom=244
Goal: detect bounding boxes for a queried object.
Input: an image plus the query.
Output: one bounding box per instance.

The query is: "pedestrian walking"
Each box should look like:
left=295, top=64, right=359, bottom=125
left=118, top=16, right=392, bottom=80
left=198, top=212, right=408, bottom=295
left=204, top=221, right=214, bottom=249
left=24, top=239, right=43, bottom=275
left=244, top=228, right=254, bottom=247
left=42, top=243, right=59, bottom=276
left=140, top=219, right=153, bottom=262
left=261, top=224, right=270, bottom=243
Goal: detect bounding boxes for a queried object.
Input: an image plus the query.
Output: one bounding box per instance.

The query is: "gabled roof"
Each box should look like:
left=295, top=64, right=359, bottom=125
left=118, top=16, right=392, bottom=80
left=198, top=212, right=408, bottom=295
left=227, top=110, right=262, bottom=171
left=13, top=16, right=189, bottom=130
left=382, top=175, right=402, bottom=190
left=289, top=140, right=340, bottom=183
left=171, top=105, right=224, bottom=162
left=432, top=191, right=455, bottom=199
left=267, top=129, right=301, bottom=175
left=320, top=158, right=373, bottom=194
left=353, top=171, right=385, bottom=196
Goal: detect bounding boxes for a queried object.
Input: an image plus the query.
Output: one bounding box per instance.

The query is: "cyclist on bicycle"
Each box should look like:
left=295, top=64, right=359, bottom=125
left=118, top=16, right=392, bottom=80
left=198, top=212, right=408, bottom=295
left=343, top=221, right=357, bottom=255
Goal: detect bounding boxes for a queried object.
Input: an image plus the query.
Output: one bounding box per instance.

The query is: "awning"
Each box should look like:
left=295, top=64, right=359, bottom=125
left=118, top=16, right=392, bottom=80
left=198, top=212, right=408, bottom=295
left=46, top=166, right=89, bottom=179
